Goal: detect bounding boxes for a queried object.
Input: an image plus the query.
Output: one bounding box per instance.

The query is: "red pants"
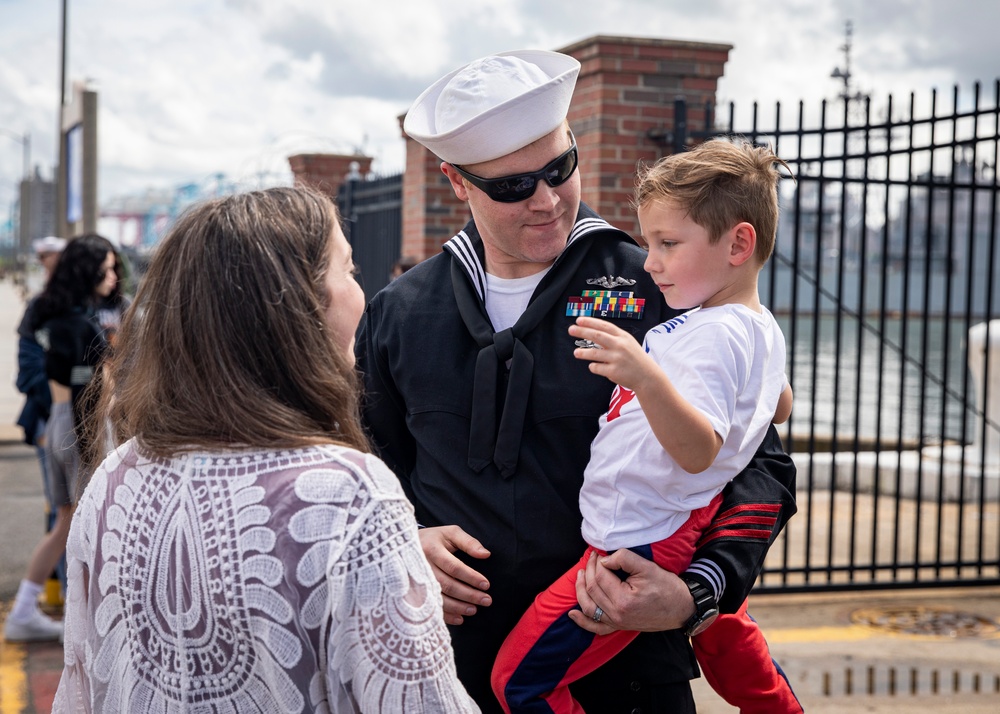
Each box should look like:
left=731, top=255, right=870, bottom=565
left=491, top=495, right=801, bottom=713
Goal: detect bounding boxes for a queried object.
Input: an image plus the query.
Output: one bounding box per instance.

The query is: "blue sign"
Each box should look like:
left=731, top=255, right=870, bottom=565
left=66, top=123, right=82, bottom=224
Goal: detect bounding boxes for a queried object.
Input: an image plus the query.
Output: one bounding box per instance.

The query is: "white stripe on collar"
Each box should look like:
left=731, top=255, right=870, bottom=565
left=444, top=231, right=488, bottom=300
left=444, top=215, right=619, bottom=302
left=569, top=216, right=616, bottom=244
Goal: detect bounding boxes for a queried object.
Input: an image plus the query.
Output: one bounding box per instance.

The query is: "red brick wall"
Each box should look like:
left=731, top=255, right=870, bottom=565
left=400, top=115, right=472, bottom=261
left=560, top=35, right=731, bottom=238
left=288, top=153, right=374, bottom=203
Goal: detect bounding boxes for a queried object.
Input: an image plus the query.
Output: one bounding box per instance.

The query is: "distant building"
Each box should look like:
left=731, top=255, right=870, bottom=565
left=765, top=155, right=1000, bottom=317
left=776, top=175, right=864, bottom=269
left=887, top=155, right=998, bottom=275
left=18, top=169, right=56, bottom=253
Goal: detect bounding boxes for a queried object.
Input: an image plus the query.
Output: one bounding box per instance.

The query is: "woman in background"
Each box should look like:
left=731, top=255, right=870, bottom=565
left=4, top=234, right=120, bottom=643
left=91, top=244, right=130, bottom=350
left=53, top=187, right=478, bottom=713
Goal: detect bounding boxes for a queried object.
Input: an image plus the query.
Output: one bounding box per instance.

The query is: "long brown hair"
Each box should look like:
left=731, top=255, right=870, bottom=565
left=90, top=186, right=369, bottom=466
left=31, top=233, right=117, bottom=327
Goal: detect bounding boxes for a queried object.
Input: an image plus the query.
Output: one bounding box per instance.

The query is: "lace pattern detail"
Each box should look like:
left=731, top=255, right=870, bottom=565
left=53, top=441, right=478, bottom=713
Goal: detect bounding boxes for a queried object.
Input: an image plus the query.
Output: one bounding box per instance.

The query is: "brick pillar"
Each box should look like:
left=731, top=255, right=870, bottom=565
left=287, top=153, right=373, bottom=202
left=559, top=35, right=731, bottom=238
left=400, top=114, right=471, bottom=260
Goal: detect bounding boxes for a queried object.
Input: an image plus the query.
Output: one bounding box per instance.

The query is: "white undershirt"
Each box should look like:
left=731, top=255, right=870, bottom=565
left=484, top=269, right=549, bottom=332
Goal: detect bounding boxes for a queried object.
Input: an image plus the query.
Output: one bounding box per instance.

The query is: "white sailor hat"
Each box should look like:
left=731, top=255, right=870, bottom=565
left=403, top=49, right=581, bottom=166
left=32, top=236, right=67, bottom=254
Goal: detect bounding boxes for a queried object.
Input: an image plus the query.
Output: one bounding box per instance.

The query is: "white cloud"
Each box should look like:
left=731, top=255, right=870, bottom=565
left=0, top=0, right=996, bottom=216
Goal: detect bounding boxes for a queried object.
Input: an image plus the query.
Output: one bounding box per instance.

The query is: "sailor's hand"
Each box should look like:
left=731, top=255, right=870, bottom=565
left=569, top=550, right=695, bottom=633
left=418, top=525, right=492, bottom=626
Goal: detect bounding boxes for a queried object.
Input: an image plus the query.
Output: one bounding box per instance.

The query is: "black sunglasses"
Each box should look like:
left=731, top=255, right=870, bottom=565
left=451, top=142, right=579, bottom=203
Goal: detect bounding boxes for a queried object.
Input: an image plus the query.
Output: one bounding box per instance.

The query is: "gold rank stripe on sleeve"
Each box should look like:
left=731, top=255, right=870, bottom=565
left=566, top=290, right=646, bottom=319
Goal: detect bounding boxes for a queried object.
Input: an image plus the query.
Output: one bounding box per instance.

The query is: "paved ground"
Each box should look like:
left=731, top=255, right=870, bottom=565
left=1, top=275, right=999, bottom=712
left=691, top=587, right=1000, bottom=712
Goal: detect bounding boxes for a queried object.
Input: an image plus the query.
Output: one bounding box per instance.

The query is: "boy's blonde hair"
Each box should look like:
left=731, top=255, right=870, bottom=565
left=634, top=138, right=791, bottom=264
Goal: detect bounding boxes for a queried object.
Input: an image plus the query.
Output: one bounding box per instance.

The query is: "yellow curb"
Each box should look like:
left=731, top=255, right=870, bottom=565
left=766, top=625, right=880, bottom=643
left=0, top=639, right=27, bottom=714
left=765, top=624, right=1000, bottom=644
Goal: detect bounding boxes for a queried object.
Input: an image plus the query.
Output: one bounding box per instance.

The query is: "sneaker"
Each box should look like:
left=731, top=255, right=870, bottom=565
left=4, top=607, right=64, bottom=642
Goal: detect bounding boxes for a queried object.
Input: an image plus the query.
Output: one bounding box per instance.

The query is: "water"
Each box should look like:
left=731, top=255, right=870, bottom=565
left=778, top=313, right=979, bottom=447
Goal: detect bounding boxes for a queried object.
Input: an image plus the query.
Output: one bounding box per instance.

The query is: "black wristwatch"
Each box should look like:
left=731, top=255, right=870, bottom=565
left=681, top=577, right=719, bottom=637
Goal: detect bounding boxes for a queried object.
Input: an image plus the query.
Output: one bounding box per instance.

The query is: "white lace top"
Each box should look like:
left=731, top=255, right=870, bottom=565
left=53, top=440, right=479, bottom=713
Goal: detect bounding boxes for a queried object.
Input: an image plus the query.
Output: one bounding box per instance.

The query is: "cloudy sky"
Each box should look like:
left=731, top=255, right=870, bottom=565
left=0, top=0, right=997, bottom=221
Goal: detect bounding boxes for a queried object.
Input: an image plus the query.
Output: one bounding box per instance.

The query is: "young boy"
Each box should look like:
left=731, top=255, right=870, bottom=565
left=491, top=138, right=801, bottom=713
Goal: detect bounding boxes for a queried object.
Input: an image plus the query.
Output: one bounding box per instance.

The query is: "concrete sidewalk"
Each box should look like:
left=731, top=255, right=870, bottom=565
left=692, top=586, right=1000, bottom=712
left=1, top=277, right=62, bottom=714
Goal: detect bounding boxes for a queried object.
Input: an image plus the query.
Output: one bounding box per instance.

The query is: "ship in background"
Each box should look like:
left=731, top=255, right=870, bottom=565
left=760, top=21, right=999, bottom=320
left=765, top=150, right=998, bottom=319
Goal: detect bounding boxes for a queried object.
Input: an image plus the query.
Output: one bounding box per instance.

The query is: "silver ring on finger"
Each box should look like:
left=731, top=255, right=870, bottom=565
left=592, top=606, right=604, bottom=623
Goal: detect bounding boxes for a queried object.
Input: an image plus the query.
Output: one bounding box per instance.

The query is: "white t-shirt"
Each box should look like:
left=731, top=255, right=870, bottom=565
left=579, top=304, right=787, bottom=551
left=484, top=270, right=548, bottom=332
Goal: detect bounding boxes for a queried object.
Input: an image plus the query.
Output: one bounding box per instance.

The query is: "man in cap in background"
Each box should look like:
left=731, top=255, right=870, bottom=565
left=356, top=49, right=796, bottom=712
left=18, top=236, right=67, bottom=458
left=32, top=236, right=67, bottom=282
left=16, top=236, right=69, bottom=605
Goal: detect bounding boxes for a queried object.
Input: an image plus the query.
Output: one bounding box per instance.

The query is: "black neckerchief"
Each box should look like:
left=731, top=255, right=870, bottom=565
left=444, top=204, right=624, bottom=479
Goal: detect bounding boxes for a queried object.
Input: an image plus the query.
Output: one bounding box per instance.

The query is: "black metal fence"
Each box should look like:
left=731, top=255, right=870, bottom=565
left=337, top=170, right=403, bottom=301
left=669, top=82, right=1000, bottom=593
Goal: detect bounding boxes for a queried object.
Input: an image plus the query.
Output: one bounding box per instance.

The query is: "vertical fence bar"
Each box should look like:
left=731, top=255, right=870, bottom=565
left=817, top=100, right=834, bottom=585
left=805, top=100, right=829, bottom=585
left=935, top=85, right=961, bottom=576
left=673, top=97, right=687, bottom=153
left=955, top=83, right=983, bottom=576
left=877, top=92, right=906, bottom=580
left=899, top=91, right=922, bottom=582
left=787, top=100, right=807, bottom=587
left=854, top=94, right=873, bottom=580
left=829, top=94, right=849, bottom=583
left=767, top=99, right=783, bottom=313
left=986, top=81, right=1000, bottom=573
left=920, top=89, right=939, bottom=579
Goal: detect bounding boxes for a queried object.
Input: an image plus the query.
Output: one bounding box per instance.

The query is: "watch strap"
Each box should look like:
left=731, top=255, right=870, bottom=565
left=681, top=576, right=719, bottom=637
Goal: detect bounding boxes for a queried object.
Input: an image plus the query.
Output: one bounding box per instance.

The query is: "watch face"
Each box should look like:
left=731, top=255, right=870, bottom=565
left=686, top=609, right=719, bottom=637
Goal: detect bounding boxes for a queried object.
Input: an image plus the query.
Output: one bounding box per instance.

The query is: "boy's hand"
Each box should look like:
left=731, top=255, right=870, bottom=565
left=569, top=316, right=656, bottom=391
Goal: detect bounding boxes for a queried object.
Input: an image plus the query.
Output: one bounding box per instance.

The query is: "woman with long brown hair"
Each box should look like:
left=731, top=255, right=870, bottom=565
left=53, top=187, right=477, bottom=713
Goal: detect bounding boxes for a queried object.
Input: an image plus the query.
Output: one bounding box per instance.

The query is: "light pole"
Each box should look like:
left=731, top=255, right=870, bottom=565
left=0, top=128, right=31, bottom=251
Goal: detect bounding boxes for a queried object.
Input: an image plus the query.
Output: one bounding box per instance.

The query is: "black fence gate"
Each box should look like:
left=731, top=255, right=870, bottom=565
left=338, top=83, right=1000, bottom=595
left=666, top=82, right=1000, bottom=593
left=338, top=170, right=403, bottom=301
